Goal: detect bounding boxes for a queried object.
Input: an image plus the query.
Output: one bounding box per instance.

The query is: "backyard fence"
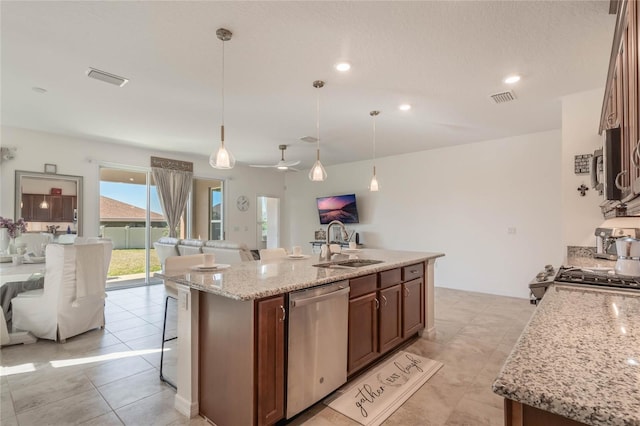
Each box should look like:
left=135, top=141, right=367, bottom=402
left=100, top=226, right=167, bottom=249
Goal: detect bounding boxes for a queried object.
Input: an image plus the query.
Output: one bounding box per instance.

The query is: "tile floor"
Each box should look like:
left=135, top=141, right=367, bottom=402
left=0, top=285, right=536, bottom=426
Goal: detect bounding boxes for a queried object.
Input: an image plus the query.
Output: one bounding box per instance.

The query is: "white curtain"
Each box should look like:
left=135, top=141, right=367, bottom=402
left=151, top=157, right=193, bottom=238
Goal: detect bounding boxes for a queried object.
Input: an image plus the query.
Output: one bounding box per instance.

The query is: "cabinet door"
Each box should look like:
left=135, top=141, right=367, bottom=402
left=256, top=295, right=285, bottom=426
left=403, top=278, right=424, bottom=337
left=62, top=196, right=75, bottom=222
left=21, top=195, right=34, bottom=221
left=32, top=195, right=51, bottom=221
left=379, top=285, right=403, bottom=354
left=348, top=292, right=378, bottom=375
left=50, top=196, right=63, bottom=221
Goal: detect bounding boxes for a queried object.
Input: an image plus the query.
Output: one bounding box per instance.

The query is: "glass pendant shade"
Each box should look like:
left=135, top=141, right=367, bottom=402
left=39, top=196, right=49, bottom=209
left=309, top=150, right=327, bottom=181
left=209, top=127, right=235, bottom=169
left=370, top=167, right=379, bottom=192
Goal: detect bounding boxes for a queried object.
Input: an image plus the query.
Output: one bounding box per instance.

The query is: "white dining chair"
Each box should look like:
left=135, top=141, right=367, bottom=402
left=259, top=248, right=287, bottom=260
left=161, top=253, right=205, bottom=388
left=11, top=243, right=107, bottom=342
left=15, top=233, right=54, bottom=255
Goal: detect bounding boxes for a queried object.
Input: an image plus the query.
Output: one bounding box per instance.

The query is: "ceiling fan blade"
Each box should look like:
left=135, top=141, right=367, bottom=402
left=279, top=160, right=301, bottom=167
left=248, top=164, right=277, bottom=168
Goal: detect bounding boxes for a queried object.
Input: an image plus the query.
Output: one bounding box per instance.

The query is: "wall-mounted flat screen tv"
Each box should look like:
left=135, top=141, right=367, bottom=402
left=316, top=193, right=359, bottom=225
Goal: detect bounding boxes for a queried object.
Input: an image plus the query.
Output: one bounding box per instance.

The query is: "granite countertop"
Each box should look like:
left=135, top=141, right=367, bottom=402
left=493, top=284, right=640, bottom=426
left=158, top=249, right=444, bottom=301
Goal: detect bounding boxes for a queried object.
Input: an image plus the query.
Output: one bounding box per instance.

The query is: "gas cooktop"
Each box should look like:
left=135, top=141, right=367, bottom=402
left=554, top=266, right=640, bottom=291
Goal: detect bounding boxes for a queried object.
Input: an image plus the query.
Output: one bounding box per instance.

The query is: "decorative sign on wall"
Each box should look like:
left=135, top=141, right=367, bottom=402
left=574, top=154, right=592, bottom=174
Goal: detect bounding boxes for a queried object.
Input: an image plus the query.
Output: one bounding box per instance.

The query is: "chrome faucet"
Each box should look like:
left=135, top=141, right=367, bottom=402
left=324, top=220, right=349, bottom=260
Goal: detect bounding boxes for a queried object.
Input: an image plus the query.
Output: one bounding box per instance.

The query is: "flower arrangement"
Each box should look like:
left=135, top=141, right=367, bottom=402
left=0, top=217, right=28, bottom=238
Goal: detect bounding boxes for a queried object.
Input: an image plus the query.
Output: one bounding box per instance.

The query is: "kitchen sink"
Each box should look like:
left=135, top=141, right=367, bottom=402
left=313, top=259, right=383, bottom=269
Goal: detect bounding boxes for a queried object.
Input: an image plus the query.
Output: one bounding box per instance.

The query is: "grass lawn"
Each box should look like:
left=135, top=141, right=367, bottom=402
left=109, top=248, right=161, bottom=276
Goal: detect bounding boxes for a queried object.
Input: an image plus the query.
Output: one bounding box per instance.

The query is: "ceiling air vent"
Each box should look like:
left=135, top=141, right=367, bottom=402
left=87, top=68, right=129, bottom=87
left=490, top=90, right=516, bottom=104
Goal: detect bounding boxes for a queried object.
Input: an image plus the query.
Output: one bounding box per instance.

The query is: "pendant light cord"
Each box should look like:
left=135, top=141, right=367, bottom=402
left=316, top=85, right=320, bottom=160
left=372, top=116, right=376, bottom=166
left=220, top=39, right=225, bottom=143
left=222, top=39, right=225, bottom=127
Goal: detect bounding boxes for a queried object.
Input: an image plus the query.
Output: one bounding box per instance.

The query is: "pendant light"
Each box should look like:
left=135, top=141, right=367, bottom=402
left=39, top=194, right=49, bottom=209
left=369, top=110, right=380, bottom=192
left=308, top=80, right=327, bottom=182
left=209, top=28, right=236, bottom=169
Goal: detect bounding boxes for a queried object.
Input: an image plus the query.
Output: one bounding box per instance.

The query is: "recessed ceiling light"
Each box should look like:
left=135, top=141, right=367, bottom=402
left=399, top=104, right=411, bottom=111
left=335, top=62, right=351, bottom=72
left=504, top=75, right=521, bottom=84
left=129, top=178, right=134, bottom=182
left=32, top=87, right=47, bottom=94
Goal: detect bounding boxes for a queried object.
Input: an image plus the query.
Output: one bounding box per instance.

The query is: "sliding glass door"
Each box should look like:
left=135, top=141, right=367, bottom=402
left=99, top=169, right=223, bottom=289
left=99, top=166, right=176, bottom=289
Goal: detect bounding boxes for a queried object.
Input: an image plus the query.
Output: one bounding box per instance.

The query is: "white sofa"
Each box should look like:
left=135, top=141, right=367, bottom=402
left=154, top=237, right=253, bottom=270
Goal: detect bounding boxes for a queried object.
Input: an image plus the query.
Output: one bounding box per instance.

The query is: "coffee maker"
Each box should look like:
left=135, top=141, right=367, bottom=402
left=594, top=227, right=640, bottom=260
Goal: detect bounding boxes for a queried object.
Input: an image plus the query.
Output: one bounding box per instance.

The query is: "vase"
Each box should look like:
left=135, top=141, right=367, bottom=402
left=0, top=228, right=8, bottom=254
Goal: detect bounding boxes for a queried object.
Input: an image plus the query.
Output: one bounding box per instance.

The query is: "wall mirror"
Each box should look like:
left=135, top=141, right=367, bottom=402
left=15, top=170, right=83, bottom=236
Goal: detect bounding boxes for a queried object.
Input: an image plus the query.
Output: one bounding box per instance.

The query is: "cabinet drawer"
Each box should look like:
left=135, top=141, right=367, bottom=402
left=349, top=274, right=377, bottom=298
left=379, top=268, right=402, bottom=289
left=402, top=263, right=424, bottom=281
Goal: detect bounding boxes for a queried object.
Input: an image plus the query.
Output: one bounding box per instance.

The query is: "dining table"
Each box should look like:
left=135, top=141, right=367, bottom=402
left=0, top=257, right=46, bottom=339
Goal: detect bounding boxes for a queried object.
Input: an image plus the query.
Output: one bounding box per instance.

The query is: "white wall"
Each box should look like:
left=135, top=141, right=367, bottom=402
left=284, top=130, right=564, bottom=298
left=0, top=126, right=285, bottom=249
left=561, top=88, right=612, bottom=247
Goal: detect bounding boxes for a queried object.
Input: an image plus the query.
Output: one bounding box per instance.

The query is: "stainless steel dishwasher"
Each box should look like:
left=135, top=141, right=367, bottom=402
left=286, top=280, right=350, bottom=419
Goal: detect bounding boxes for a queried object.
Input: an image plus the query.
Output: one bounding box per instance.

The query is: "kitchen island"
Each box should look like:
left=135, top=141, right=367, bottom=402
left=492, top=284, right=640, bottom=426
left=161, top=248, right=444, bottom=425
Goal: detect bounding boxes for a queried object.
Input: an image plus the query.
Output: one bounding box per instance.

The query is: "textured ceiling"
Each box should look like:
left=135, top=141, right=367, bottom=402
left=1, top=1, right=616, bottom=169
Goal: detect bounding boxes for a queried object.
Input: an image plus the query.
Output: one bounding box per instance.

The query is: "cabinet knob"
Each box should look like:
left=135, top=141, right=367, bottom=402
left=374, top=298, right=380, bottom=310
left=279, top=305, right=286, bottom=322
left=381, top=295, right=387, bottom=307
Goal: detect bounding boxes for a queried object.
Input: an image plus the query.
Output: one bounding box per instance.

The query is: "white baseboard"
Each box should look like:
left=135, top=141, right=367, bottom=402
left=426, top=325, right=436, bottom=339
left=174, top=393, right=199, bottom=418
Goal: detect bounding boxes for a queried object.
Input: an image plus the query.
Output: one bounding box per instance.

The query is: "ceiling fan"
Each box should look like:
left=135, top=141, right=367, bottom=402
left=249, top=145, right=301, bottom=171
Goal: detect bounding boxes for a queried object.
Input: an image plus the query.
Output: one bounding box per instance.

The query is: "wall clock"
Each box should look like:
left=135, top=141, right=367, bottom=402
left=236, top=195, right=250, bottom=212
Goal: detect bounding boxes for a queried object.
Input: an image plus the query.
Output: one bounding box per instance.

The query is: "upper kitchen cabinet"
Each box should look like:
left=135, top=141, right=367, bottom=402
left=21, top=194, right=77, bottom=223
left=600, top=0, right=640, bottom=215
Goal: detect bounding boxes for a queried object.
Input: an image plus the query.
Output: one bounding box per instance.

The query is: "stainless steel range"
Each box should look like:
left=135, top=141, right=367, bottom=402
left=529, top=266, right=640, bottom=303
left=554, top=266, right=640, bottom=290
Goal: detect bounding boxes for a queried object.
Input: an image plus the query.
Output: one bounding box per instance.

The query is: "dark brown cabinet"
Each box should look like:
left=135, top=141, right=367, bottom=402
left=600, top=0, right=640, bottom=215
left=256, top=295, right=285, bottom=426
left=347, top=264, right=425, bottom=376
left=402, top=278, right=424, bottom=337
left=379, top=284, right=403, bottom=353
left=20, top=194, right=77, bottom=222
left=348, top=292, right=379, bottom=374
left=504, top=399, right=586, bottom=426
left=199, top=293, right=285, bottom=426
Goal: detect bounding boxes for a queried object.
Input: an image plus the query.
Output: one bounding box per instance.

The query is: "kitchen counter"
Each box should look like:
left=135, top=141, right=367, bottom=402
left=161, top=248, right=444, bottom=301
left=162, top=248, right=444, bottom=421
left=493, top=284, right=640, bottom=426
